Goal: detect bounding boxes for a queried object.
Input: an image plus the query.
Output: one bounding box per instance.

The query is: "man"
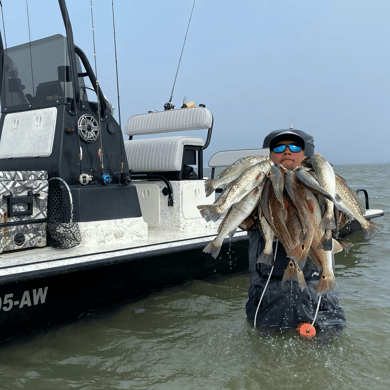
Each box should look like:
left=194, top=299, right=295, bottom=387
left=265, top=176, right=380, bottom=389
left=244, top=128, right=346, bottom=330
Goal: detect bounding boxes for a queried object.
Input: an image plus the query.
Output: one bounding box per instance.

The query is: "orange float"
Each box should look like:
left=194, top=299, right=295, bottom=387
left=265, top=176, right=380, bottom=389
left=296, top=322, right=316, bottom=339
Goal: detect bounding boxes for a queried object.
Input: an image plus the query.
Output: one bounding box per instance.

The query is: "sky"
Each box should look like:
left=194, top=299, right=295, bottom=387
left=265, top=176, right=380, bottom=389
left=1, top=0, right=390, bottom=164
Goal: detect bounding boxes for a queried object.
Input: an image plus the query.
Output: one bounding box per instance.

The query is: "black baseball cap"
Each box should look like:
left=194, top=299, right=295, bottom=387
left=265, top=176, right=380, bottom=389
left=263, top=128, right=315, bottom=157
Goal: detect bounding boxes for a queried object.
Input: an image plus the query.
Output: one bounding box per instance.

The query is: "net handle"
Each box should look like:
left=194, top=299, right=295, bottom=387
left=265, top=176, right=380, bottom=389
left=48, top=177, right=75, bottom=223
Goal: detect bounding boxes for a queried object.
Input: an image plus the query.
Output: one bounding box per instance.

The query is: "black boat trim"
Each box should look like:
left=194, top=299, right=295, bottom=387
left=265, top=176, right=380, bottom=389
left=0, top=232, right=248, bottom=284
left=0, top=218, right=47, bottom=228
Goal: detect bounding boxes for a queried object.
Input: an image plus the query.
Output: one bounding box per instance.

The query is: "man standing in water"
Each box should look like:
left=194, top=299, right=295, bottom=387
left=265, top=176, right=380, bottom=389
left=244, top=129, right=346, bottom=330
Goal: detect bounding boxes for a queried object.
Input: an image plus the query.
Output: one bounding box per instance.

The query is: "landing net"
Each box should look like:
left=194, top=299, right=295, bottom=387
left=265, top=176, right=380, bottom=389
left=47, top=177, right=81, bottom=249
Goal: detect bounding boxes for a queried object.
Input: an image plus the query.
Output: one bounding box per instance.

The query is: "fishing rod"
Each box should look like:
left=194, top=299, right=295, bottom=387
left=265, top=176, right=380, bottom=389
left=164, top=0, right=196, bottom=110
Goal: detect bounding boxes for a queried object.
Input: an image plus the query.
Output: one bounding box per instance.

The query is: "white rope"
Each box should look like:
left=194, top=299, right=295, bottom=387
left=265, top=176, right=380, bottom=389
left=253, top=239, right=279, bottom=327
left=308, top=295, right=322, bottom=330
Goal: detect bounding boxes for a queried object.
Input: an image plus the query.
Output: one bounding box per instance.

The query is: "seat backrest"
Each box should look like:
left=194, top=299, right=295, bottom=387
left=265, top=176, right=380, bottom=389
left=125, top=106, right=212, bottom=140
left=208, top=148, right=269, bottom=168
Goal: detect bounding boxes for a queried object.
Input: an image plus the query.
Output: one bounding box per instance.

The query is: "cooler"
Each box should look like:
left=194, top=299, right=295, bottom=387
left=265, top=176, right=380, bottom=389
left=0, top=171, right=48, bottom=253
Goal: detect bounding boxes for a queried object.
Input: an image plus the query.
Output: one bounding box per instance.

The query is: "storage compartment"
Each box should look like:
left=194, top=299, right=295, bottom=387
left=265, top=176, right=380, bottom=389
left=0, top=171, right=48, bottom=253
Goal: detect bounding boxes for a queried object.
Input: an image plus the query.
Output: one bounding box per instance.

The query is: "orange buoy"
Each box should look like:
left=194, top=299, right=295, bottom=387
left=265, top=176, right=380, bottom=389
left=296, top=322, right=316, bottom=339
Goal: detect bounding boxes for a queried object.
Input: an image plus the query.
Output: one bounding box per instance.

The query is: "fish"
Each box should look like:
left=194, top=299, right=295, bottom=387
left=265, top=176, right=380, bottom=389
left=268, top=164, right=286, bottom=207
left=306, top=191, right=342, bottom=295
left=307, top=154, right=337, bottom=250
left=283, top=173, right=318, bottom=269
left=203, top=185, right=264, bottom=258
left=204, top=156, right=268, bottom=197
left=295, top=166, right=354, bottom=220
left=284, top=170, right=309, bottom=239
left=201, top=179, right=237, bottom=222
left=281, top=259, right=306, bottom=291
left=261, top=180, right=307, bottom=291
left=198, top=159, right=273, bottom=222
left=256, top=204, right=275, bottom=265
left=335, top=173, right=383, bottom=241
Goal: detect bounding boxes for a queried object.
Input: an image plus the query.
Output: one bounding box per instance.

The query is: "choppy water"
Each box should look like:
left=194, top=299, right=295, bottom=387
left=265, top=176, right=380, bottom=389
left=0, top=164, right=388, bottom=390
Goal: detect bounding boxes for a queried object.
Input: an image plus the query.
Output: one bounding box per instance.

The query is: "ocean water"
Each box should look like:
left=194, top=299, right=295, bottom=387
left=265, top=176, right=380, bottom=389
left=0, top=164, right=388, bottom=390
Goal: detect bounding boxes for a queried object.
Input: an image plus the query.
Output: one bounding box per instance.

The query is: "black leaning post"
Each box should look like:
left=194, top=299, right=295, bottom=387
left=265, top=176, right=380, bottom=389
left=198, top=149, right=203, bottom=180
left=58, top=0, right=80, bottom=110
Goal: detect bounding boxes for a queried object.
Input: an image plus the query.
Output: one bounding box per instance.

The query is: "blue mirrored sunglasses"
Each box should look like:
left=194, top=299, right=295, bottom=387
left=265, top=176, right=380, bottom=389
left=272, top=144, right=302, bottom=153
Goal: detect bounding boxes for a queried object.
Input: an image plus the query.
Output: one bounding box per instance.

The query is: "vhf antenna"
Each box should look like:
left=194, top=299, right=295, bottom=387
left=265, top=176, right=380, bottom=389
left=164, top=0, right=196, bottom=110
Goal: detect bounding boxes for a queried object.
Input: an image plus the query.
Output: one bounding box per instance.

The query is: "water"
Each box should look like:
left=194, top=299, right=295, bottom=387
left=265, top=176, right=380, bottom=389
left=0, top=164, right=389, bottom=390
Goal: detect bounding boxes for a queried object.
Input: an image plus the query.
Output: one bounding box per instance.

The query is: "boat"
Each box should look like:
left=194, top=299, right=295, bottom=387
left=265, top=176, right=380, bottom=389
left=0, top=0, right=384, bottom=342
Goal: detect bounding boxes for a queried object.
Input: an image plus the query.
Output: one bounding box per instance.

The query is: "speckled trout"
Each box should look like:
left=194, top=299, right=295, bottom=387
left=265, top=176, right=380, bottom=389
left=335, top=173, right=383, bottom=241
left=203, top=185, right=264, bottom=258
left=204, top=156, right=268, bottom=197
left=260, top=179, right=307, bottom=291
left=198, top=159, right=273, bottom=222
left=256, top=203, right=275, bottom=265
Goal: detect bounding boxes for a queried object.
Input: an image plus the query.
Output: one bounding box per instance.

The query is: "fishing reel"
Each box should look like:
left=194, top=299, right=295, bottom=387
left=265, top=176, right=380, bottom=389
left=164, top=101, right=175, bottom=110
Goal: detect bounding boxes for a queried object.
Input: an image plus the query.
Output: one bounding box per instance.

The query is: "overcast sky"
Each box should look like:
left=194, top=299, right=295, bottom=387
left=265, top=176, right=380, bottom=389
left=1, top=0, right=389, bottom=164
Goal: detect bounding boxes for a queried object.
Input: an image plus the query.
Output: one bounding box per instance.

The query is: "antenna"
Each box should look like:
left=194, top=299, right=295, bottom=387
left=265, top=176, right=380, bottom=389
left=25, top=0, right=35, bottom=96
left=89, top=0, right=104, bottom=174
left=111, top=0, right=122, bottom=130
left=0, top=1, right=8, bottom=54
left=164, top=0, right=196, bottom=110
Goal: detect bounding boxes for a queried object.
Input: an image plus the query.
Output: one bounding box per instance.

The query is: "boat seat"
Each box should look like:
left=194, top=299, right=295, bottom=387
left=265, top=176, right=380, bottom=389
left=124, top=106, right=213, bottom=180
left=124, top=136, right=204, bottom=173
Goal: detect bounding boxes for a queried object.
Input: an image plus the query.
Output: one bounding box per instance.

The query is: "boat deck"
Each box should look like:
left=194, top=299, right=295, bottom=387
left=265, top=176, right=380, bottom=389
left=0, top=225, right=249, bottom=278
left=0, top=209, right=384, bottom=279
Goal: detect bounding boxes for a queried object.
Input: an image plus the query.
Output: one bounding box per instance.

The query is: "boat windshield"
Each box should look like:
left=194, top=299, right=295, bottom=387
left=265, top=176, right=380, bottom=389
left=1, top=34, right=86, bottom=113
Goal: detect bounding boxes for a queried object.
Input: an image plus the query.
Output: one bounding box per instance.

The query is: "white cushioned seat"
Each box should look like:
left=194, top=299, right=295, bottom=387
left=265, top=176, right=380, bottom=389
left=125, top=107, right=212, bottom=136
left=124, top=136, right=204, bottom=172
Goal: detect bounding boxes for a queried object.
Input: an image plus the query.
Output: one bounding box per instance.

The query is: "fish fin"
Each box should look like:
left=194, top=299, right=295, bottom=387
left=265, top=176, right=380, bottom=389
left=317, top=273, right=338, bottom=296
left=204, top=179, right=217, bottom=197
left=256, top=251, right=274, bottom=265
left=319, top=215, right=337, bottom=231
left=362, top=220, right=383, bottom=242
left=336, top=239, right=354, bottom=252
left=297, top=267, right=307, bottom=292
left=331, top=239, right=344, bottom=254
left=318, top=234, right=333, bottom=251
left=228, top=228, right=237, bottom=239
left=333, top=196, right=354, bottom=220
left=203, top=240, right=222, bottom=259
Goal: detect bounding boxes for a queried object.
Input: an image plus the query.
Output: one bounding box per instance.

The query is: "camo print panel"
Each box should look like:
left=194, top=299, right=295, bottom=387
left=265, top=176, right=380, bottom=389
left=0, top=171, right=48, bottom=181
left=0, top=223, right=46, bottom=252
left=0, top=172, right=48, bottom=253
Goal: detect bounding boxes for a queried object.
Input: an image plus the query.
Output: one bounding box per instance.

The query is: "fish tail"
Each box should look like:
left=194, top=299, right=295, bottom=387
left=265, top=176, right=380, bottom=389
left=197, top=205, right=212, bottom=222
left=317, top=273, right=338, bottom=296
left=197, top=204, right=221, bottom=222
left=336, top=238, right=354, bottom=252
left=203, top=239, right=222, bottom=259
left=362, top=220, right=383, bottom=242
left=287, top=243, right=309, bottom=269
left=282, top=260, right=298, bottom=285
left=319, top=214, right=337, bottom=230
left=204, top=179, right=217, bottom=197
left=282, top=260, right=307, bottom=292
left=331, top=238, right=344, bottom=254
left=256, top=251, right=274, bottom=265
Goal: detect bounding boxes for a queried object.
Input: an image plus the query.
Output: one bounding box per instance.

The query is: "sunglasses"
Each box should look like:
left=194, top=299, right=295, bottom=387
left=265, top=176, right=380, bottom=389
left=272, top=144, right=302, bottom=153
